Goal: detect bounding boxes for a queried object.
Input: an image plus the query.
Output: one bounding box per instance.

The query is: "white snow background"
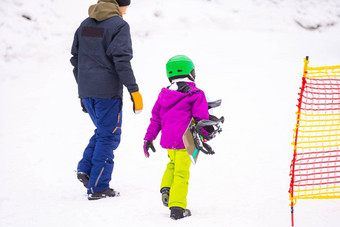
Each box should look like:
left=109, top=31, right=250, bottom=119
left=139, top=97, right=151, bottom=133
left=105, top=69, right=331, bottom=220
left=1, top=0, right=340, bottom=226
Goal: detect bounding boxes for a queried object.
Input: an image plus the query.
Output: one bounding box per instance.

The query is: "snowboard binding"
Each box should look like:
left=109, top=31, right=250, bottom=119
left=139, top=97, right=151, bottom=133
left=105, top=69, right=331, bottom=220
left=190, top=99, right=224, bottom=155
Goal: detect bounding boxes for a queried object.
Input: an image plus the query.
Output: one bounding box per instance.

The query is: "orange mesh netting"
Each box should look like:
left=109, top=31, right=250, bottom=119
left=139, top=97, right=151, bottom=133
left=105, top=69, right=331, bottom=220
left=289, top=58, right=340, bottom=208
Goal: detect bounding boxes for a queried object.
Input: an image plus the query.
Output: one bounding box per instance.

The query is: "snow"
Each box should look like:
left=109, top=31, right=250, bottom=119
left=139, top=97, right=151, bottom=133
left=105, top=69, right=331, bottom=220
left=1, top=0, right=340, bottom=226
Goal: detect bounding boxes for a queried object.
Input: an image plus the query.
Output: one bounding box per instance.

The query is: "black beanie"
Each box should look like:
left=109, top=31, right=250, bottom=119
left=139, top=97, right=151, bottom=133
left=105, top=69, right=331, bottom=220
left=116, top=0, right=130, bottom=6
left=99, top=0, right=130, bottom=6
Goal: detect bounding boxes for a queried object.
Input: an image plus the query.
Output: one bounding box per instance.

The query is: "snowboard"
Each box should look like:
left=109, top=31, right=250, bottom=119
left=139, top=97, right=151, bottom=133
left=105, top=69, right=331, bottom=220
left=183, top=99, right=223, bottom=165
left=183, top=120, right=200, bottom=165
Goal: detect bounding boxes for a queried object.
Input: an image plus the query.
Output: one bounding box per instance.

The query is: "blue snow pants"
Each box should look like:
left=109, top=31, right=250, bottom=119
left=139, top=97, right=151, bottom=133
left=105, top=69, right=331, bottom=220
left=77, top=97, right=122, bottom=194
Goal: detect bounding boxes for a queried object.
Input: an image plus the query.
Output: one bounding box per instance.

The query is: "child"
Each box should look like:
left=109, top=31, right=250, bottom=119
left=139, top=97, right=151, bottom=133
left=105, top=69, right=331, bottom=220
left=143, top=55, right=209, bottom=220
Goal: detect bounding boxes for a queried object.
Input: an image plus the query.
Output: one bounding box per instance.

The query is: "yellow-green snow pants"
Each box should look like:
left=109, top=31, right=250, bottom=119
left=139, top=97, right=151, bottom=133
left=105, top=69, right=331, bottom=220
left=160, top=149, right=192, bottom=209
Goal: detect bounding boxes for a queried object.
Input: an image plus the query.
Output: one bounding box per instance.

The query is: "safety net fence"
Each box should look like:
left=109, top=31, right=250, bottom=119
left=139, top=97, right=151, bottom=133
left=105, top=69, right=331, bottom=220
left=289, top=57, right=340, bottom=226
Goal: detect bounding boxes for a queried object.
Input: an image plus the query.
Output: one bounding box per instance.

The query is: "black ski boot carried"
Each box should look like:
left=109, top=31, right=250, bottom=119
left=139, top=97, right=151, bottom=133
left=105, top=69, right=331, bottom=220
left=160, top=187, right=170, bottom=207
left=77, top=172, right=89, bottom=188
left=88, top=188, right=120, bottom=200
left=170, top=207, right=191, bottom=220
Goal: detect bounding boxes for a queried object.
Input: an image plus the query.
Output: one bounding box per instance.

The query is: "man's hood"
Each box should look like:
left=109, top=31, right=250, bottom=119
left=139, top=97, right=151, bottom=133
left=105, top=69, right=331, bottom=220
left=88, top=1, right=122, bottom=21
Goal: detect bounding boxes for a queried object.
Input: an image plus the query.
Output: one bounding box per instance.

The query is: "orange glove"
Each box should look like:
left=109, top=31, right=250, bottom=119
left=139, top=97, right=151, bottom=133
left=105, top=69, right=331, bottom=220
left=130, top=91, right=143, bottom=114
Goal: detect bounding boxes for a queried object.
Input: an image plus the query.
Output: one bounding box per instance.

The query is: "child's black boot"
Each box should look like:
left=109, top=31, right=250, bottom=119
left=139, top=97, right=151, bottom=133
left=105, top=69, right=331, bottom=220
left=170, top=206, right=191, bottom=220
left=160, top=187, right=170, bottom=207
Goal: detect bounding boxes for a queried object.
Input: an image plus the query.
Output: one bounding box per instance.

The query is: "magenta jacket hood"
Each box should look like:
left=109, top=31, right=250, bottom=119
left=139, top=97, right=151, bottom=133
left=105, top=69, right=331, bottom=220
left=144, top=82, right=209, bottom=149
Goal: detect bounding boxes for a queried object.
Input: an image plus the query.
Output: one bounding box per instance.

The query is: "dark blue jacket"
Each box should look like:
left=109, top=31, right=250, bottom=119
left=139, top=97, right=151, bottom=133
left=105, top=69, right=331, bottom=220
left=70, top=16, right=138, bottom=98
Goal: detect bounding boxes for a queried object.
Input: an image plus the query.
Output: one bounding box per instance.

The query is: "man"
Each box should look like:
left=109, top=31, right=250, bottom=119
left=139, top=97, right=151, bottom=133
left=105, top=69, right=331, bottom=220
left=70, top=0, right=143, bottom=200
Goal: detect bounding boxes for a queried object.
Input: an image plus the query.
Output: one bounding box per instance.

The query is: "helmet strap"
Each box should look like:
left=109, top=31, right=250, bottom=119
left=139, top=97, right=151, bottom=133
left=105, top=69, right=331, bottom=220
left=188, top=73, right=195, bottom=81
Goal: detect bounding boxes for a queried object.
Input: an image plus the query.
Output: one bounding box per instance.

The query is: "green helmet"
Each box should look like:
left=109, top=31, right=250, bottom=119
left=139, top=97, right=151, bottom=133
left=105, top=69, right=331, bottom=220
left=166, top=55, right=196, bottom=82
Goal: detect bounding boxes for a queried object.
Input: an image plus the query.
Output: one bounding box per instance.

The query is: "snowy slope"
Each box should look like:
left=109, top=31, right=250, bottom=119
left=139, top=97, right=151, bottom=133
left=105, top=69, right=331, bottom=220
left=1, top=0, right=340, bottom=226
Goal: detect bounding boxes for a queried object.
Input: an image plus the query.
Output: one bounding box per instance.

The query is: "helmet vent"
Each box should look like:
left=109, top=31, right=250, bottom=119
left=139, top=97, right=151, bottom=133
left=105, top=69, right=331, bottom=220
left=177, top=70, right=183, bottom=72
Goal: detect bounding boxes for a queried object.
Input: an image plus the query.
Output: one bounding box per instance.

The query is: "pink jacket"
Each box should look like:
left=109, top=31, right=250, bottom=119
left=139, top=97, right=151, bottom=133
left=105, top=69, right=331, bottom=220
left=144, top=82, right=209, bottom=149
